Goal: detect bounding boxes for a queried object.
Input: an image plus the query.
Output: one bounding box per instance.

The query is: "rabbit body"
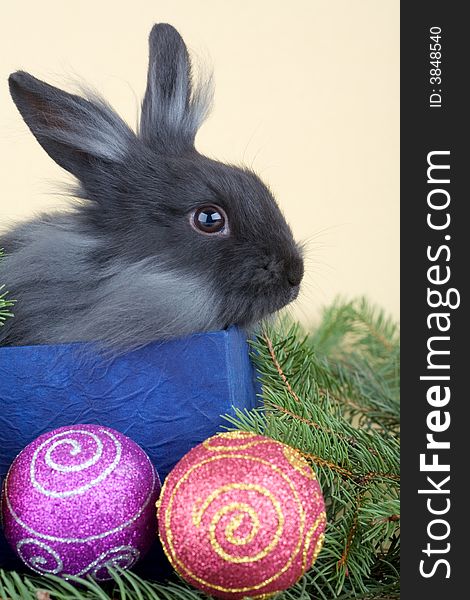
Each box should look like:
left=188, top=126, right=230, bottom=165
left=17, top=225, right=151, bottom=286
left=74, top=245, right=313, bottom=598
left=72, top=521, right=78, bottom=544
left=0, top=24, right=303, bottom=350
left=0, top=212, right=218, bottom=347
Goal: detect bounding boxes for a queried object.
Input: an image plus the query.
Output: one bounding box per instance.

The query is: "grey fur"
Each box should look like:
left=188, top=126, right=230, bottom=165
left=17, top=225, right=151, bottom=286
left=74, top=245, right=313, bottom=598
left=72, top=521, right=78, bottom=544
left=0, top=213, right=218, bottom=351
left=8, top=72, right=136, bottom=180
left=0, top=23, right=303, bottom=352
left=139, top=24, right=213, bottom=153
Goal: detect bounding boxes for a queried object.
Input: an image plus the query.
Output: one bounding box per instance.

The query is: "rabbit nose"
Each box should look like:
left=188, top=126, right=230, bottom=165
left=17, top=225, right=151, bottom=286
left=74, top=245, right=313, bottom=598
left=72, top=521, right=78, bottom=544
left=286, top=255, right=304, bottom=287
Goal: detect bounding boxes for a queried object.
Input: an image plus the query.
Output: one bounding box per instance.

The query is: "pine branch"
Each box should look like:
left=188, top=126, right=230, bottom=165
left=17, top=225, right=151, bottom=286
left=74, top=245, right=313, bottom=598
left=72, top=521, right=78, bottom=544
left=0, top=568, right=208, bottom=600
left=226, top=302, right=400, bottom=598
left=308, top=298, right=400, bottom=434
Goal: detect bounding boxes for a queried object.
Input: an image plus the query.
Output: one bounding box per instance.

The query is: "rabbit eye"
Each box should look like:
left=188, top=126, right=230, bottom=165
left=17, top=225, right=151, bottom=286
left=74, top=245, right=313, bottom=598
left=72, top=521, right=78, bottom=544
left=191, top=205, right=228, bottom=235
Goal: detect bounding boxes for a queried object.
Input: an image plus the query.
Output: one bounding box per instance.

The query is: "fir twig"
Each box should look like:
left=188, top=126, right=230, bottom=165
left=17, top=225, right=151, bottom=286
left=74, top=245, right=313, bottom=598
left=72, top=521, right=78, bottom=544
left=262, top=333, right=302, bottom=402
left=226, top=299, right=400, bottom=598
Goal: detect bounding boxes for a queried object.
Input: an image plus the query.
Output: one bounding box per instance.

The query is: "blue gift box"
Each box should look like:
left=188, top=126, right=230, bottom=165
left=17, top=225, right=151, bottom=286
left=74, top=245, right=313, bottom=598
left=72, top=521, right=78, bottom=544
left=0, top=326, right=259, bottom=573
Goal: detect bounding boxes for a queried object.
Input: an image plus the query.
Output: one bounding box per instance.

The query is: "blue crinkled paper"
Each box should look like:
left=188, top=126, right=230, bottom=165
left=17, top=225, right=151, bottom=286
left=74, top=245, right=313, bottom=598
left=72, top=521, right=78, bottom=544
left=0, top=326, right=260, bottom=573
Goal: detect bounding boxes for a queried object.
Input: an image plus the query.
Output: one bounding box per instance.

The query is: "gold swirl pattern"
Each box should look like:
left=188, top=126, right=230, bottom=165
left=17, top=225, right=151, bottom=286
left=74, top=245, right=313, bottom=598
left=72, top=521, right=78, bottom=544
left=161, top=452, right=306, bottom=594
left=202, top=431, right=274, bottom=453
left=210, top=502, right=262, bottom=559
left=310, top=532, right=325, bottom=567
left=283, top=446, right=317, bottom=480
left=224, top=504, right=260, bottom=546
left=301, top=512, right=327, bottom=572
left=192, top=483, right=284, bottom=563
left=217, top=432, right=257, bottom=440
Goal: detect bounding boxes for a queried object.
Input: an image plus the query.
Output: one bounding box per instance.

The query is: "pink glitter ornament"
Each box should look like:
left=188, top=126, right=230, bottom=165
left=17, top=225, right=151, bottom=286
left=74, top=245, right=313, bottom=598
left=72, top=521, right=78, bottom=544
left=1, top=424, right=160, bottom=580
left=157, top=431, right=326, bottom=599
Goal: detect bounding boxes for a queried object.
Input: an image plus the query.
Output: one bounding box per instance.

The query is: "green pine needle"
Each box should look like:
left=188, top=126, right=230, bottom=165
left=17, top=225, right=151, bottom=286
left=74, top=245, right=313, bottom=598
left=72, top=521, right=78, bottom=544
left=0, top=249, right=15, bottom=327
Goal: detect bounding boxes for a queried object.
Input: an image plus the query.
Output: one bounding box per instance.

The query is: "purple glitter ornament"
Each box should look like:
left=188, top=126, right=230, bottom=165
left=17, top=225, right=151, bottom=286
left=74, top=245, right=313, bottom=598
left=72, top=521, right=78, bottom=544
left=1, top=424, right=160, bottom=580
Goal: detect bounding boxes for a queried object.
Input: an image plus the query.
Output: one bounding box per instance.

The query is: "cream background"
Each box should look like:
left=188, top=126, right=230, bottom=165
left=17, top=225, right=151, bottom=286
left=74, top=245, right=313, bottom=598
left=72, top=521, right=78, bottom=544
left=0, top=0, right=399, bottom=323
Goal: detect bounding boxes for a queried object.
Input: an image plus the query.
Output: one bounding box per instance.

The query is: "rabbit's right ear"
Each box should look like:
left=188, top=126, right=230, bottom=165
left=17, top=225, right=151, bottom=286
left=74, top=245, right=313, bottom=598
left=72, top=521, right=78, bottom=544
left=140, top=23, right=212, bottom=154
left=8, top=71, right=135, bottom=182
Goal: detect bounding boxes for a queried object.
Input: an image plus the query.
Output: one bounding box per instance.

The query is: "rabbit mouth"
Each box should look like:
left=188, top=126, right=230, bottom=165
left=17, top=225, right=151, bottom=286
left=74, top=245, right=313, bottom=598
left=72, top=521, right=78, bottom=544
left=289, top=284, right=300, bottom=302
left=269, top=286, right=300, bottom=313
left=225, top=285, right=300, bottom=330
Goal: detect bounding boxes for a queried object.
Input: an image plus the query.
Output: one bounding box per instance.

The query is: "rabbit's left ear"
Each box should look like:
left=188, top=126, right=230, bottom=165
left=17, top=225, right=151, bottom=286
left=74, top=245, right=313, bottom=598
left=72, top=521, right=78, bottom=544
left=140, top=23, right=212, bottom=154
left=9, top=71, right=135, bottom=182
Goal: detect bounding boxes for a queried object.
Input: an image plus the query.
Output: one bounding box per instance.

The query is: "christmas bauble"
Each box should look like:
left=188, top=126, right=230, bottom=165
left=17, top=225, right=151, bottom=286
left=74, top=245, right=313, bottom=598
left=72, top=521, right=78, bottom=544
left=157, top=431, right=326, bottom=599
left=1, top=424, right=160, bottom=580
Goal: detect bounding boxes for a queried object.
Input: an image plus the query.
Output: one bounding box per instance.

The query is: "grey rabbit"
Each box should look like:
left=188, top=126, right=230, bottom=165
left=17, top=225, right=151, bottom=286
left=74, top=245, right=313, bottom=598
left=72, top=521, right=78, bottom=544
left=0, top=23, right=303, bottom=351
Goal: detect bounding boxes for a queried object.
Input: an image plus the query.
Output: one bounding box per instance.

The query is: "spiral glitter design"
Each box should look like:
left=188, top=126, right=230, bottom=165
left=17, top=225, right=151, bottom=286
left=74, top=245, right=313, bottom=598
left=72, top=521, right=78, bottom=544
left=158, top=432, right=326, bottom=599
left=192, top=483, right=285, bottom=563
left=202, top=431, right=273, bottom=453
left=30, top=428, right=121, bottom=498
left=2, top=425, right=160, bottom=579
left=16, top=538, right=64, bottom=575
left=77, top=545, right=141, bottom=581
